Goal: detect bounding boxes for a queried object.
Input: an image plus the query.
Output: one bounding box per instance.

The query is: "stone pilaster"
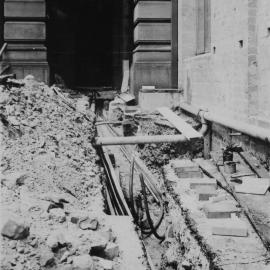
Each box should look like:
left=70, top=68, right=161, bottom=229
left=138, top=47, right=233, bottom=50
left=131, top=0, right=172, bottom=99
left=3, top=0, right=49, bottom=83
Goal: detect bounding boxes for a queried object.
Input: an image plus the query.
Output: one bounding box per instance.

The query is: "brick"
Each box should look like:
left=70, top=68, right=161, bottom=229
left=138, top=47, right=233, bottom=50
left=211, top=218, right=248, bottom=237
left=203, top=201, right=241, bottom=219
left=196, top=186, right=217, bottom=201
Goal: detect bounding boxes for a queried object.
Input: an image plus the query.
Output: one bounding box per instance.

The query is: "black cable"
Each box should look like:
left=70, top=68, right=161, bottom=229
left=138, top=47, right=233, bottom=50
left=129, top=156, right=139, bottom=222
left=140, top=173, right=165, bottom=241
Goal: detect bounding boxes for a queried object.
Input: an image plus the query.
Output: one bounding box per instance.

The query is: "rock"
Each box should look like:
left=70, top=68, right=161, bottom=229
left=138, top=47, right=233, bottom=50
left=46, top=232, right=66, bottom=250
left=165, top=248, right=178, bottom=266
left=17, top=247, right=25, bottom=254
left=40, top=248, right=55, bottom=267
left=104, top=243, right=119, bottom=260
left=78, top=217, right=99, bottom=231
left=10, top=241, right=17, bottom=249
left=182, top=260, right=192, bottom=270
left=60, top=251, right=71, bottom=263
left=165, top=224, right=174, bottom=239
left=99, top=229, right=116, bottom=243
left=72, top=255, right=95, bottom=270
left=49, top=208, right=66, bottom=223
left=1, top=172, right=27, bottom=188
left=95, top=257, right=113, bottom=270
left=90, top=235, right=108, bottom=256
left=29, top=238, right=38, bottom=248
left=1, top=219, right=29, bottom=240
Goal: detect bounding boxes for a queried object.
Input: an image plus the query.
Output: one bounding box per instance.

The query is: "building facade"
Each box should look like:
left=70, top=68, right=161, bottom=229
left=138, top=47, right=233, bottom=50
left=178, top=0, right=270, bottom=163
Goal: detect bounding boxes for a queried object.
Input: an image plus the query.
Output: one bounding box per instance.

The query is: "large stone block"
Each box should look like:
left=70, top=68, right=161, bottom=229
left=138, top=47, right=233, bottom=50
left=133, top=45, right=171, bottom=62
left=4, top=0, right=45, bottom=18
left=139, top=88, right=181, bottom=112
left=134, top=1, right=171, bottom=22
left=4, top=21, right=46, bottom=41
left=8, top=61, right=49, bottom=83
left=131, top=61, right=171, bottom=99
left=134, top=22, right=171, bottom=43
left=3, top=44, right=47, bottom=61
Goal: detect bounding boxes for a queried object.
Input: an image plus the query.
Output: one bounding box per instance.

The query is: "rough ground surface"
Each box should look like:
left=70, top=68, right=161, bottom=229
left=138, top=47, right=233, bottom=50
left=0, top=80, right=122, bottom=270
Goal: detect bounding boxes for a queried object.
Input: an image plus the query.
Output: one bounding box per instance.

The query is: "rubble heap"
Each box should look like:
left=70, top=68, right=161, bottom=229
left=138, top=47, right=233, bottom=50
left=0, top=78, right=121, bottom=270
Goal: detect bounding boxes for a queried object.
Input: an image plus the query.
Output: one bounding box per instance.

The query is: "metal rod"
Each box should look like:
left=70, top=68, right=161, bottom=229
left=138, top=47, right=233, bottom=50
left=95, top=134, right=188, bottom=146
left=180, top=102, right=270, bottom=143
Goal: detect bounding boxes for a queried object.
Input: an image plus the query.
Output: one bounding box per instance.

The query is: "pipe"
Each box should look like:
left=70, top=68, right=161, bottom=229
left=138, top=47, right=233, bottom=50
left=181, top=102, right=270, bottom=143
left=95, top=134, right=188, bottom=146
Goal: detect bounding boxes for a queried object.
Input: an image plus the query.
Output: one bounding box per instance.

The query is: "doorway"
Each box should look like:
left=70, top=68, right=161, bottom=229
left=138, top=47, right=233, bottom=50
left=46, top=0, right=124, bottom=89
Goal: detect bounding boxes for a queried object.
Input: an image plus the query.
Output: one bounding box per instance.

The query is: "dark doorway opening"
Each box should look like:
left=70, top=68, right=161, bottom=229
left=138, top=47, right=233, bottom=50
left=47, top=0, right=123, bottom=89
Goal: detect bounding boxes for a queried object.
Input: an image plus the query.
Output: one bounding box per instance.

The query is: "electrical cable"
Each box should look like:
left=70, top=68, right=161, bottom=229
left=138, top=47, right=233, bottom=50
left=140, top=173, right=165, bottom=241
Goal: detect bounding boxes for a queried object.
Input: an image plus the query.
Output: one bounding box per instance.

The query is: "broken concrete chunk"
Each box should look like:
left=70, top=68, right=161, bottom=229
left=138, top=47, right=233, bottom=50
left=104, top=242, right=120, bottom=260
left=72, top=255, right=95, bottom=270
left=203, top=201, right=240, bottom=219
left=1, top=219, right=30, bottom=240
left=211, top=218, right=248, bottom=237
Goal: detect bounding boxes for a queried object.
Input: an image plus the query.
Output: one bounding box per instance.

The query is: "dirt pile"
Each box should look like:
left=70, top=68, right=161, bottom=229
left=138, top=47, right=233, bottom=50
left=138, top=118, right=203, bottom=172
left=0, top=79, right=121, bottom=270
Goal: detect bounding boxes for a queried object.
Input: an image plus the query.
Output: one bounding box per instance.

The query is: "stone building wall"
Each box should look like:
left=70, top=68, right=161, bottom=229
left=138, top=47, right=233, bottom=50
left=178, top=0, right=270, bottom=164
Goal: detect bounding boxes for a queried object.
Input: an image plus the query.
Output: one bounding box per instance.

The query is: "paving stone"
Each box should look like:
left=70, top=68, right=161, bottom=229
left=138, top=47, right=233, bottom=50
left=211, top=218, right=248, bottom=237
left=1, top=219, right=30, bottom=240
left=203, top=201, right=240, bottom=219
left=171, top=160, right=203, bottom=178
left=196, top=186, right=217, bottom=201
left=189, top=178, right=217, bottom=190
left=72, top=255, right=95, bottom=270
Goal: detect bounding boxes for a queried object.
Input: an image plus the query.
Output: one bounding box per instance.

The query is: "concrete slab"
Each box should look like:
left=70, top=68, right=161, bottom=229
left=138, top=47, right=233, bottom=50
left=203, top=201, right=241, bottom=219
left=211, top=218, right=248, bottom=237
left=234, top=177, right=270, bottom=195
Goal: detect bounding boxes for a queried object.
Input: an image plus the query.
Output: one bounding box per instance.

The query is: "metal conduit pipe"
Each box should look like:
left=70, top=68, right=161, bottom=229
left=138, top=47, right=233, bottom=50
left=181, top=102, right=270, bottom=143
left=95, top=134, right=188, bottom=146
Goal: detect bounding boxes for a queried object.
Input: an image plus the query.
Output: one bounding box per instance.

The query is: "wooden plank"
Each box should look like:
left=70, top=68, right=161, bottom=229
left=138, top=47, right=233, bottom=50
left=158, top=107, right=202, bottom=140
left=238, top=152, right=270, bottom=178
